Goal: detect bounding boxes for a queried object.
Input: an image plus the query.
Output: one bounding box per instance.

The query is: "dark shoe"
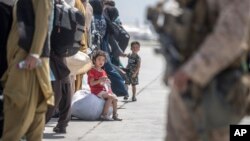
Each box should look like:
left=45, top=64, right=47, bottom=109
left=113, top=114, right=122, bottom=121
left=123, top=96, right=129, bottom=100
left=132, top=96, right=137, bottom=101
left=53, top=127, right=66, bottom=133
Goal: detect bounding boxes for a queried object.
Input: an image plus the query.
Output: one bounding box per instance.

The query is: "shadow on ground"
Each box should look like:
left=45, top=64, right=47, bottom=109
left=43, top=133, right=65, bottom=139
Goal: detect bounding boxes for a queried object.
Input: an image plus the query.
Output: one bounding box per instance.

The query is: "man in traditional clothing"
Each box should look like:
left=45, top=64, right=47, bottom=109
left=74, top=0, right=93, bottom=92
left=83, top=0, right=94, bottom=38
left=148, top=0, right=250, bottom=141
left=46, top=0, right=75, bottom=134
left=1, top=0, right=54, bottom=140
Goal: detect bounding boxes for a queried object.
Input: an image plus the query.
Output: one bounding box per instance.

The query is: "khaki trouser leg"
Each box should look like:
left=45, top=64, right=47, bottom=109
left=166, top=92, right=200, bottom=141
left=26, top=92, right=47, bottom=141
left=209, top=127, right=229, bottom=141
left=75, top=73, right=84, bottom=92
left=2, top=66, right=47, bottom=141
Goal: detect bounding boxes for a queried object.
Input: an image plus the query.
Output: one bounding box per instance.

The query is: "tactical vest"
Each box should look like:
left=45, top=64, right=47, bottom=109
left=149, top=0, right=216, bottom=63
left=149, top=0, right=250, bottom=75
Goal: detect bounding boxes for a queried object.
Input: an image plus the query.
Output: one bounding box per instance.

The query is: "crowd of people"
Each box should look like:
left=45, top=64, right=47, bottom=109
left=0, top=0, right=141, bottom=140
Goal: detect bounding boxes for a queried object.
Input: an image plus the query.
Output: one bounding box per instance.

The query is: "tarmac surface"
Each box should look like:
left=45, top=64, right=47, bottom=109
left=43, top=43, right=250, bottom=141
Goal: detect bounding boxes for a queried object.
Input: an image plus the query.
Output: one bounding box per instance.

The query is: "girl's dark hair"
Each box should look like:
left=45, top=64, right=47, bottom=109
left=92, top=50, right=107, bottom=64
left=131, top=41, right=140, bottom=48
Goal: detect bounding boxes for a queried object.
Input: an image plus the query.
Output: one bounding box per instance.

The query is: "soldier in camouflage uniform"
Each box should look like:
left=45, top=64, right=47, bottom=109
left=147, top=0, right=250, bottom=141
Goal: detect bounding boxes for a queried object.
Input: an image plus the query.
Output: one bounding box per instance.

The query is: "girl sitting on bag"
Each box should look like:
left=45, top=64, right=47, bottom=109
left=87, top=50, right=122, bottom=121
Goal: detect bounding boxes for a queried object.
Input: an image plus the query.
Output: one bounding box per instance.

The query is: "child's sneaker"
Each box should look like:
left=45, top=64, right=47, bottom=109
left=112, top=114, right=122, bottom=121
left=100, top=114, right=113, bottom=121
left=132, top=96, right=137, bottom=101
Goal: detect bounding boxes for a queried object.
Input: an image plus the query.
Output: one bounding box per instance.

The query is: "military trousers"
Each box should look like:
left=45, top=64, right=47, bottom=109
left=166, top=92, right=229, bottom=141
left=166, top=68, right=250, bottom=141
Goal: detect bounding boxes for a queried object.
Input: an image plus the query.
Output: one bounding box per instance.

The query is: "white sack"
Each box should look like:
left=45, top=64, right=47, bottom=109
left=71, top=90, right=112, bottom=120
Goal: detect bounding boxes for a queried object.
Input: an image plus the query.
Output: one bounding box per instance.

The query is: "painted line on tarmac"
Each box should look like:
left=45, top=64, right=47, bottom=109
left=119, top=71, right=164, bottom=108
left=77, top=122, right=102, bottom=140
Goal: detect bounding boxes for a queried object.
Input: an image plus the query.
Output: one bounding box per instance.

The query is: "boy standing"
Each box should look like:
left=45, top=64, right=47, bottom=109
left=124, top=41, right=141, bottom=101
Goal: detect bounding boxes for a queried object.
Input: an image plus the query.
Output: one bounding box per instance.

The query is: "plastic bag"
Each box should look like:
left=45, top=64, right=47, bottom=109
left=71, top=90, right=112, bottom=120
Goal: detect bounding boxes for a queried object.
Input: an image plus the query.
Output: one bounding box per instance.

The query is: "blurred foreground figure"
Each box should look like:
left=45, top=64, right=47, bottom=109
left=1, top=0, right=53, bottom=140
left=148, top=0, right=250, bottom=141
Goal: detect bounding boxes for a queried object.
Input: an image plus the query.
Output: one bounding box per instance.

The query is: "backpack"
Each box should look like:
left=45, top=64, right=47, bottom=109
left=51, top=0, right=85, bottom=57
left=110, top=22, right=130, bottom=52
left=102, top=4, right=129, bottom=52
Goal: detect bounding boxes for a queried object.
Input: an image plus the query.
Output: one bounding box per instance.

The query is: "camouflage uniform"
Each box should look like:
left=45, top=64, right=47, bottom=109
left=125, top=53, right=141, bottom=86
left=148, top=0, right=250, bottom=141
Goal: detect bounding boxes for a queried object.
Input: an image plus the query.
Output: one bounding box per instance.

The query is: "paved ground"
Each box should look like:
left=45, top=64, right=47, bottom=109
left=43, top=44, right=250, bottom=141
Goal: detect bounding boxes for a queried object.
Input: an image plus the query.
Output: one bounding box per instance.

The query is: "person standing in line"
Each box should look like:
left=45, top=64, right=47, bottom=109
left=81, top=0, right=93, bottom=91
left=124, top=41, right=141, bottom=101
left=46, top=0, right=75, bottom=134
left=1, top=0, right=54, bottom=140
left=103, top=1, right=125, bottom=67
left=74, top=0, right=88, bottom=92
left=88, top=50, right=122, bottom=121
left=82, top=0, right=93, bottom=45
left=46, top=54, right=72, bottom=134
left=90, top=0, right=129, bottom=98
